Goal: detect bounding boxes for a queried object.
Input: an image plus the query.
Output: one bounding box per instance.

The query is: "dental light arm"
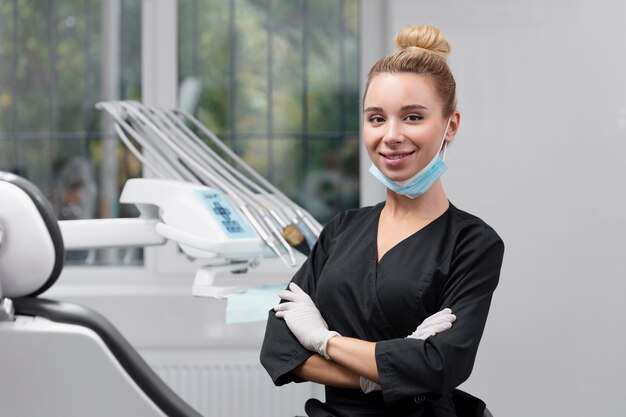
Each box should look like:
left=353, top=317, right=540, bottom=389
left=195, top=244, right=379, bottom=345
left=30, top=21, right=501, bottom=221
left=58, top=178, right=273, bottom=298
left=97, top=101, right=322, bottom=265
left=119, top=179, right=269, bottom=260
left=59, top=218, right=165, bottom=250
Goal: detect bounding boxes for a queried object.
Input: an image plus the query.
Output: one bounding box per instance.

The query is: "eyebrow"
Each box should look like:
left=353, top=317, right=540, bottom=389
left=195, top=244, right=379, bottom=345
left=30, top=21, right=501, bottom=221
left=363, top=104, right=430, bottom=113
left=401, top=104, right=429, bottom=111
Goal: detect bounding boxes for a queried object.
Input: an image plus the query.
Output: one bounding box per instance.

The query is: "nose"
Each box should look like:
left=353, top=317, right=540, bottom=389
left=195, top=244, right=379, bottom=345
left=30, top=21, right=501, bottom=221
left=382, top=120, right=404, bottom=146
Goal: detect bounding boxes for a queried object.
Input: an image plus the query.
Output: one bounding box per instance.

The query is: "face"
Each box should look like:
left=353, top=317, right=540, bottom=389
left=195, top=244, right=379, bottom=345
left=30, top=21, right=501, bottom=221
left=363, top=72, right=459, bottom=183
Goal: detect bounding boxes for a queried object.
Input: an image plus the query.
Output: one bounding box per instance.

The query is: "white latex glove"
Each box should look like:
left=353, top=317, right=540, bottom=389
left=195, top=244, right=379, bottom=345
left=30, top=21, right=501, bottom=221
left=274, top=282, right=339, bottom=359
left=408, top=308, right=456, bottom=340
left=360, top=308, right=456, bottom=394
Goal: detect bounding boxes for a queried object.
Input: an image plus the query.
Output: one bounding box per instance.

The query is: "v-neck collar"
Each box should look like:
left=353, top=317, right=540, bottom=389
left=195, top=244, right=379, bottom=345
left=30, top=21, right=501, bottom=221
left=375, top=201, right=452, bottom=266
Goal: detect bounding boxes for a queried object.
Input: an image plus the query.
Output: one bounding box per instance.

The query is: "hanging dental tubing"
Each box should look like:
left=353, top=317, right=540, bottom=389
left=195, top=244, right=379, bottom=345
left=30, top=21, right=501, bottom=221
left=98, top=102, right=191, bottom=182
left=158, top=108, right=311, bottom=248
left=113, top=100, right=317, bottom=248
left=172, top=109, right=322, bottom=244
left=131, top=103, right=298, bottom=266
left=113, top=101, right=296, bottom=267
left=164, top=111, right=288, bottom=220
left=175, top=108, right=321, bottom=230
left=99, top=100, right=320, bottom=263
left=98, top=101, right=288, bottom=266
left=133, top=102, right=313, bottom=251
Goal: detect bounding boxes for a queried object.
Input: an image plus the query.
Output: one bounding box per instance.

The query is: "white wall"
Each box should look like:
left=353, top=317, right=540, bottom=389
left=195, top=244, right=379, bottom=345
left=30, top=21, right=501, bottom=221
left=362, top=1, right=626, bottom=415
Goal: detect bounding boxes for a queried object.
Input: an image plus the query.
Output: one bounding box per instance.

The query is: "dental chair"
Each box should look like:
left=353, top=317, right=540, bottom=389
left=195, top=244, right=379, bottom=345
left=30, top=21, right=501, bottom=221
left=0, top=172, right=202, bottom=417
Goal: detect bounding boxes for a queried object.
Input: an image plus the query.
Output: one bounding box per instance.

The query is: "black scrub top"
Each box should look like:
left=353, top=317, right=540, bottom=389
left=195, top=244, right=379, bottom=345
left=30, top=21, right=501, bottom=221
left=260, top=202, right=505, bottom=417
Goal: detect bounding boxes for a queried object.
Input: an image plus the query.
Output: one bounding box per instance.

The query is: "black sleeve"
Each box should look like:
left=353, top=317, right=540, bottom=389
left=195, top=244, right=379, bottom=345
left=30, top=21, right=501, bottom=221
left=259, top=217, right=338, bottom=386
left=375, top=223, right=505, bottom=403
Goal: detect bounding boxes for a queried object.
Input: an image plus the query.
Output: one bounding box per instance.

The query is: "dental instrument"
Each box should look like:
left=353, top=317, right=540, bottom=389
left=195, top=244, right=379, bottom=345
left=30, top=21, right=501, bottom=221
left=97, top=101, right=310, bottom=268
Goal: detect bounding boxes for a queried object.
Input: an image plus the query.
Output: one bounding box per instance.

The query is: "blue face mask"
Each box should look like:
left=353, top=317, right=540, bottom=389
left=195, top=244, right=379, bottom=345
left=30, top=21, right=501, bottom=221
left=369, top=118, right=451, bottom=199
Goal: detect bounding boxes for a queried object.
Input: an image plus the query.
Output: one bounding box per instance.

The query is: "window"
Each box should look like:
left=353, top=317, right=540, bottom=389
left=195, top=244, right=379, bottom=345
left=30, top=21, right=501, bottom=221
left=0, top=0, right=361, bottom=267
left=0, top=0, right=142, bottom=265
left=178, top=0, right=360, bottom=224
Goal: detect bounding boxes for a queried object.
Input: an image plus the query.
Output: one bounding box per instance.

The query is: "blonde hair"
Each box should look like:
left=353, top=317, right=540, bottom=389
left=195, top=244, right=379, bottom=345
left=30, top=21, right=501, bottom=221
left=365, top=25, right=457, bottom=117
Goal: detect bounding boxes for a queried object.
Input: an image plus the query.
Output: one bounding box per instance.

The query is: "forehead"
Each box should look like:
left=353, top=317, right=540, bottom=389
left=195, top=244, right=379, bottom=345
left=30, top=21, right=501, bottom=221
left=364, top=72, right=441, bottom=110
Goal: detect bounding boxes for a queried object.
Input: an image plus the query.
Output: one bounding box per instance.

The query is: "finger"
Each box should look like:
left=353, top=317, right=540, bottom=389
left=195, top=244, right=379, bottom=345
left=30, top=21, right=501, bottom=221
left=289, top=282, right=310, bottom=298
left=409, top=330, right=426, bottom=339
left=417, top=330, right=435, bottom=341
left=274, top=303, right=298, bottom=319
left=419, top=310, right=455, bottom=328
left=408, top=326, right=430, bottom=339
left=421, top=318, right=454, bottom=333
left=419, top=311, right=449, bottom=327
left=289, top=282, right=304, bottom=294
left=273, top=302, right=294, bottom=312
left=278, top=289, right=297, bottom=302
left=410, top=319, right=454, bottom=339
left=288, top=282, right=314, bottom=303
left=425, top=314, right=456, bottom=327
left=427, top=321, right=453, bottom=333
left=425, top=308, right=452, bottom=321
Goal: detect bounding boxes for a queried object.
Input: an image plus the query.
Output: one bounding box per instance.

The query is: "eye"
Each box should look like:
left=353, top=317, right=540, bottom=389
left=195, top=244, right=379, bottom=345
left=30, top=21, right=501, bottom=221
left=405, top=114, right=424, bottom=122
left=368, top=115, right=385, bottom=124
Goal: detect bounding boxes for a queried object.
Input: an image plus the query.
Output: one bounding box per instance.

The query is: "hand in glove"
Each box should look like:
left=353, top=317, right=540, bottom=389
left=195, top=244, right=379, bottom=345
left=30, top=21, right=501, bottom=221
left=360, top=308, right=456, bottom=394
left=274, top=282, right=339, bottom=359
left=408, top=308, right=456, bottom=340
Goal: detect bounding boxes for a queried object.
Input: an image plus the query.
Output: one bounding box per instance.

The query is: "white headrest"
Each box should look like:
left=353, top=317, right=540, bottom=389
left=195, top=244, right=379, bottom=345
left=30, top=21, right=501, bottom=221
left=0, top=173, right=64, bottom=298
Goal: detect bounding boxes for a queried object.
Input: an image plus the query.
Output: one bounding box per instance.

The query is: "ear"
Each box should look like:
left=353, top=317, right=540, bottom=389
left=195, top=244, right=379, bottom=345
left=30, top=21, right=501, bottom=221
left=444, top=111, right=461, bottom=145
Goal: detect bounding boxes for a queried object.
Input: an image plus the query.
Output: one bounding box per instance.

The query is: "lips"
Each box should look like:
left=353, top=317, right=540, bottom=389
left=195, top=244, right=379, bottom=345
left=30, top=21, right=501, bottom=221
left=380, top=151, right=415, bottom=160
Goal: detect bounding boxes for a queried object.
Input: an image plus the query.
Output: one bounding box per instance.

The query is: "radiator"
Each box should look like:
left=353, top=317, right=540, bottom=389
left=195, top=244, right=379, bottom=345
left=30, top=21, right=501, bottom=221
left=143, top=349, right=323, bottom=417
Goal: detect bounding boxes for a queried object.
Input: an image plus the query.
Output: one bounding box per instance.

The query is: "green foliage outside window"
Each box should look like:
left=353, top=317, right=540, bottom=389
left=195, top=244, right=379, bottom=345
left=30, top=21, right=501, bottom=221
left=179, top=0, right=360, bottom=223
left=0, top=0, right=141, bottom=222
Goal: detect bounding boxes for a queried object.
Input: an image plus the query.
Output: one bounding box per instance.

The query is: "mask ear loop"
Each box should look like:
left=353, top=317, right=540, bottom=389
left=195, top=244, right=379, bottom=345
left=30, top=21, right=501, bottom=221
left=439, top=116, right=452, bottom=162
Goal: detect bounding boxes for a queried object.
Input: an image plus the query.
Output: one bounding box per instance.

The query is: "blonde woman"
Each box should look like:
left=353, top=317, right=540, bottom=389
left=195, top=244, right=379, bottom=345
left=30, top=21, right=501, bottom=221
left=261, top=25, right=504, bottom=417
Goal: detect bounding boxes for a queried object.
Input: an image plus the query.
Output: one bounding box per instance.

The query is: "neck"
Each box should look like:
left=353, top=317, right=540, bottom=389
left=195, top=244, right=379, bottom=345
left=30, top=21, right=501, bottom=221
left=383, top=180, right=449, bottom=218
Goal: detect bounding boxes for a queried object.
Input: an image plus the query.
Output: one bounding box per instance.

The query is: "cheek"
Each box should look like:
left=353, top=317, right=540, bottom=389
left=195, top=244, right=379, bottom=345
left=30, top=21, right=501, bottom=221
left=362, top=126, right=379, bottom=151
left=363, top=129, right=380, bottom=157
left=408, top=125, right=439, bottom=148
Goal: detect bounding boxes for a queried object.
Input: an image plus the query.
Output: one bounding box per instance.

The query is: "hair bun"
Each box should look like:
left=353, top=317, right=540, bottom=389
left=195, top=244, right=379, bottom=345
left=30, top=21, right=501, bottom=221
left=395, top=25, right=451, bottom=58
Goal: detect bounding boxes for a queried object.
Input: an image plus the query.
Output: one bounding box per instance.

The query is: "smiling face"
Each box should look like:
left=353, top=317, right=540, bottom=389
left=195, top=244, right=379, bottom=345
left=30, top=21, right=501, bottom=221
left=363, top=72, right=459, bottom=183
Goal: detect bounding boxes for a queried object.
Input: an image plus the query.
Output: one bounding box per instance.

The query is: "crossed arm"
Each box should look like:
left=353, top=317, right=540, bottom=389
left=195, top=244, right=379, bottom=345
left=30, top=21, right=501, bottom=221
left=294, top=351, right=361, bottom=388
left=275, top=283, right=455, bottom=390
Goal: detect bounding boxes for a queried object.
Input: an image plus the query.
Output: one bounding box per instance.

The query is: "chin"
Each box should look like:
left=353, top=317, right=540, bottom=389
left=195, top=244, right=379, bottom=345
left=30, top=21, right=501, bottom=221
left=383, top=169, right=414, bottom=183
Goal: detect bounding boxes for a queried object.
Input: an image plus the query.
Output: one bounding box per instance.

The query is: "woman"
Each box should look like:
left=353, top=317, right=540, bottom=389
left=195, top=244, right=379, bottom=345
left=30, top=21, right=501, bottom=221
left=260, top=24, right=504, bottom=417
